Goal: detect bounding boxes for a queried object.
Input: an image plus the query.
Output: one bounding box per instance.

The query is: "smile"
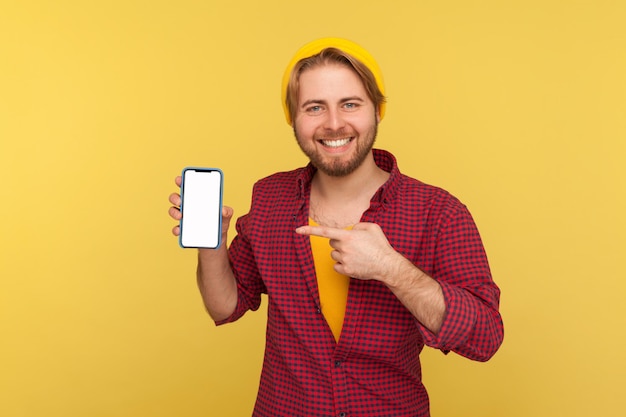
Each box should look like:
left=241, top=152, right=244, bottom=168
left=319, top=137, right=353, bottom=148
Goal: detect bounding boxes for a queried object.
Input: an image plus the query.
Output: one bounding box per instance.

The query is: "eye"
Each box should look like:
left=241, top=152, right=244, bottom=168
left=343, top=102, right=359, bottom=110
left=306, top=105, right=323, bottom=114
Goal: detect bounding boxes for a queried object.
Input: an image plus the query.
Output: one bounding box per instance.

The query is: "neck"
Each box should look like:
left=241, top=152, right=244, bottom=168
left=309, top=151, right=390, bottom=229
left=315, top=152, right=387, bottom=198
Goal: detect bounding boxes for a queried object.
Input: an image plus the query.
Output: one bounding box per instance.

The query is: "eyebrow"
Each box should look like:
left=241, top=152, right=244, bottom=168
left=300, top=96, right=366, bottom=108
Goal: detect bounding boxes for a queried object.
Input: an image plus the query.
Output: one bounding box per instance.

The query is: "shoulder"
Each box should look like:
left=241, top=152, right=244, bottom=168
left=399, top=174, right=464, bottom=208
left=252, top=167, right=306, bottom=193
left=391, top=174, right=475, bottom=231
left=247, top=167, right=310, bottom=212
left=375, top=149, right=466, bottom=212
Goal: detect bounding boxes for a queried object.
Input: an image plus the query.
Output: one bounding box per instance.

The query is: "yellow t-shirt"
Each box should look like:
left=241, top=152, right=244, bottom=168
left=309, top=218, right=351, bottom=342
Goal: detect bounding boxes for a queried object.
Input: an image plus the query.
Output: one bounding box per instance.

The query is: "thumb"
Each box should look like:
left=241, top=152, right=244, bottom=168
left=222, top=206, right=235, bottom=230
left=351, top=222, right=373, bottom=231
left=222, top=206, right=234, bottom=219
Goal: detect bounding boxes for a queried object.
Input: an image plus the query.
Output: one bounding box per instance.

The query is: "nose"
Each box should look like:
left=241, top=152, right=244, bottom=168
left=323, top=106, right=346, bottom=131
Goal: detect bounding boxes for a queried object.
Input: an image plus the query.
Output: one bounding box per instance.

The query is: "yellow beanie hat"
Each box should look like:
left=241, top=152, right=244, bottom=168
left=281, top=37, right=386, bottom=125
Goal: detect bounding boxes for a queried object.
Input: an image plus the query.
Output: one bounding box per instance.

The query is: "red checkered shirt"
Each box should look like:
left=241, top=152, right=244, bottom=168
left=217, top=149, right=503, bottom=417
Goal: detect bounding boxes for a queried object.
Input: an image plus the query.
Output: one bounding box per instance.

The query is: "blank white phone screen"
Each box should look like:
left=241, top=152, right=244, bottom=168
left=180, top=169, right=222, bottom=248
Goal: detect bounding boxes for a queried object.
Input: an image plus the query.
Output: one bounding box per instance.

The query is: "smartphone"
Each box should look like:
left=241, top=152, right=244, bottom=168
left=179, top=167, right=224, bottom=249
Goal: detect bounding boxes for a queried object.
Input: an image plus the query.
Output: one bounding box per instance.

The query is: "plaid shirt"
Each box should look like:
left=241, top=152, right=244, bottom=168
left=218, top=149, right=503, bottom=417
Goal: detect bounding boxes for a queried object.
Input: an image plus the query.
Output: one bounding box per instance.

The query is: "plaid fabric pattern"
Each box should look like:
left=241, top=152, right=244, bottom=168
left=218, top=149, right=503, bottom=417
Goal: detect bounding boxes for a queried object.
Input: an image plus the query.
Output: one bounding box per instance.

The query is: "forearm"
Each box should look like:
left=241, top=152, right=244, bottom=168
left=196, top=246, right=238, bottom=322
left=382, top=254, right=446, bottom=335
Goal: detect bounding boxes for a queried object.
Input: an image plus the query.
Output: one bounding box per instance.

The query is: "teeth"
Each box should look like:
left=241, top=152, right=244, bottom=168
left=321, top=138, right=351, bottom=148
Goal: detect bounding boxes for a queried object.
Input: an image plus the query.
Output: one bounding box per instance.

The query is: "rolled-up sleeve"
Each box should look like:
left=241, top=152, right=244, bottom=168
left=214, top=212, right=267, bottom=326
left=417, top=202, right=504, bottom=361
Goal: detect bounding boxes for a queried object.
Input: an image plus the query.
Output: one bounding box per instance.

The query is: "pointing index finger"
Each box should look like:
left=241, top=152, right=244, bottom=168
left=295, top=225, right=345, bottom=239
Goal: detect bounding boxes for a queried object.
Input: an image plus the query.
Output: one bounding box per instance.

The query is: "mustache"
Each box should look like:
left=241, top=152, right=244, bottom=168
left=313, top=129, right=355, bottom=140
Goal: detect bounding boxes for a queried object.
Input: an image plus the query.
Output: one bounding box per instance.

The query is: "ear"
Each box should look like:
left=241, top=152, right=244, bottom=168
left=376, top=108, right=381, bottom=123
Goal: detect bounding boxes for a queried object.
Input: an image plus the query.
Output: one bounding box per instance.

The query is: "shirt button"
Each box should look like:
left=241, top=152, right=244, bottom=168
left=339, top=413, right=347, bottom=417
left=334, top=360, right=342, bottom=367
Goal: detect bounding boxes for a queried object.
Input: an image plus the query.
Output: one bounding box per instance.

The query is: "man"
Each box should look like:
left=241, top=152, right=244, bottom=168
left=169, top=37, right=503, bottom=417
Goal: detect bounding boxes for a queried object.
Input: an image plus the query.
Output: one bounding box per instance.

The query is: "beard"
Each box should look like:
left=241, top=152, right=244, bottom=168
left=293, top=121, right=378, bottom=177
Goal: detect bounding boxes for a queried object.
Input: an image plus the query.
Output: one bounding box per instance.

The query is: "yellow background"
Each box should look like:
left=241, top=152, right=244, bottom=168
left=1, top=1, right=624, bottom=416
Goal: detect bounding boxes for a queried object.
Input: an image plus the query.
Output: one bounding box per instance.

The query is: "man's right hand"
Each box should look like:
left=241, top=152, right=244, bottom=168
left=168, top=175, right=235, bottom=243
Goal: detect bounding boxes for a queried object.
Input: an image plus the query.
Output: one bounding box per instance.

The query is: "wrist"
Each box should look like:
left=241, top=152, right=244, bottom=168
left=380, top=253, right=423, bottom=289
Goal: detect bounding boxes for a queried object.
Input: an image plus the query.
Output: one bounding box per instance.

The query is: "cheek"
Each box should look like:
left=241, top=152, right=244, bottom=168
left=347, top=118, right=373, bottom=135
left=293, top=118, right=317, bottom=139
